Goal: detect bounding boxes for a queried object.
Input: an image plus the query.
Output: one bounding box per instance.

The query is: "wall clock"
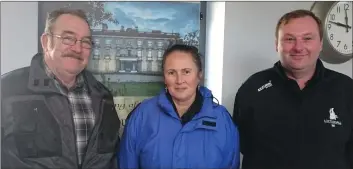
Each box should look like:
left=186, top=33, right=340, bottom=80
left=311, top=1, right=352, bottom=64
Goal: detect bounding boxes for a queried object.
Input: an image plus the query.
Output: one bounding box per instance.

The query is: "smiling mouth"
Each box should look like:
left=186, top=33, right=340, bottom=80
left=65, top=56, right=83, bottom=61
left=291, top=55, right=306, bottom=59
left=175, top=88, right=187, bottom=91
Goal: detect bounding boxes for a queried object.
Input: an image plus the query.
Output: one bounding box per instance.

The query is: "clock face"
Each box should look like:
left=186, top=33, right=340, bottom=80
left=325, top=1, right=352, bottom=55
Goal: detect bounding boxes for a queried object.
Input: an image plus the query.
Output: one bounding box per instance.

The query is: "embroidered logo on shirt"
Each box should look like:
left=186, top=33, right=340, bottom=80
left=257, top=80, right=273, bottom=92
left=324, top=108, right=342, bottom=127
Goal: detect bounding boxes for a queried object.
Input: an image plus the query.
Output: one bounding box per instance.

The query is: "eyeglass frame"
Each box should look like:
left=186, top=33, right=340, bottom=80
left=47, top=32, right=94, bottom=49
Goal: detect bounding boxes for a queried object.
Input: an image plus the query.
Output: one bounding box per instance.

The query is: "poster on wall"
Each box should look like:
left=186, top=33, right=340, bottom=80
left=38, top=1, right=202, bottom=136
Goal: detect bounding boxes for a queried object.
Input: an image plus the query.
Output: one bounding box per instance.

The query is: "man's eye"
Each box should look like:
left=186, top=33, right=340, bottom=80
left=304, top=37, right=313, bottom=40
left=63, top=36, right=76, bottom=41
left=82, top=40, right=92, bottom=45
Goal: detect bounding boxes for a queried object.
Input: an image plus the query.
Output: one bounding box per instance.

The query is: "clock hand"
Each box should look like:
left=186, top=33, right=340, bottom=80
left=344, top=9, right=349, bottom=33
left=329, top=20, right=352, bottom=29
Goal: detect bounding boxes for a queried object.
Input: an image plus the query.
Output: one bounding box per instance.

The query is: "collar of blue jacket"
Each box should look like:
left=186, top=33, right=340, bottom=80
left=157, top=86, right=218, bottom=120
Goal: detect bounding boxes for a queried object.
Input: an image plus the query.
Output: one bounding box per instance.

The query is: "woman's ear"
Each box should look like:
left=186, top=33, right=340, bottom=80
left=198, top=71, right=203, bottom=81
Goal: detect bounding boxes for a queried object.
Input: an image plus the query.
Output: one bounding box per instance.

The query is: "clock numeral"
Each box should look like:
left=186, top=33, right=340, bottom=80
left=337, top=41, right=341, bottom=47
left=330, top=34, right=334, bottom=40
left=344, top=4, right=349, bottom=10
left=328, top=24, right=332, bottom=30
left=337, top=6, right=341, bottom=13
left=330, top=14, right=335, bottom=20
left=344, top=44, right=347, bottom=50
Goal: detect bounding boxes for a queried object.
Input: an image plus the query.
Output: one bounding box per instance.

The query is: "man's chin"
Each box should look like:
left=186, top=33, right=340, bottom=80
left=288, top=60, right=307, bottom=69
left=64, top=67, right=84, bottom=76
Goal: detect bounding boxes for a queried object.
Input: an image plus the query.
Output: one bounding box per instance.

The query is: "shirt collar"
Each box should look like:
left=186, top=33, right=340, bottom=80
left=42, top=57, right=85, bottom=90
left=273, top=59, right=326, bottom=84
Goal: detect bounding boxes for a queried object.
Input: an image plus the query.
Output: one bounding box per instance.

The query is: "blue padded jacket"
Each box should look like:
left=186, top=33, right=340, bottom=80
left=118, top=86, right=240, bottom=169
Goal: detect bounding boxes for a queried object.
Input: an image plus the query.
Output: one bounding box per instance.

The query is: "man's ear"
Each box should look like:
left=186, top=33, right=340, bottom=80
left=41, top=33, right=49, bottom=52
left=275, top=38, right=279, bottom=52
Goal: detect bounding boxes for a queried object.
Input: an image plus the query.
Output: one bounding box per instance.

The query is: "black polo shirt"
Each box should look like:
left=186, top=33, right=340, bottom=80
left=233, top=59, right=353, bottom=169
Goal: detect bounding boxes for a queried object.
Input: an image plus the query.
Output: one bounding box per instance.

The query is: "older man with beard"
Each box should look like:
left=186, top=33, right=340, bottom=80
left=1, top=8, right=120, bottom=169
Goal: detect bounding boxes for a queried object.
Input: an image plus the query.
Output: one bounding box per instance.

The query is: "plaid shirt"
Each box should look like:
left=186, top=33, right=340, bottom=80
left=43, top=60, right=95, bottom=165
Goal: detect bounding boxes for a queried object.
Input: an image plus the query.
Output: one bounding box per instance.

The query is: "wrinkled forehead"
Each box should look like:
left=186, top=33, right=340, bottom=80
left=51, top=14, right=91, bottom=38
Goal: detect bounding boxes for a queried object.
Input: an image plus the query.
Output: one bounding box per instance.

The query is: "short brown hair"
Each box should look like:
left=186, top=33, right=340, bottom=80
left=275, top=9, right=323, bottom=40
left=44, top=8, right=89, bottom=34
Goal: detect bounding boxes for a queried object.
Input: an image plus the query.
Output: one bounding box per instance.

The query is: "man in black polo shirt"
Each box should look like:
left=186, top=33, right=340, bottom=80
left=233, top=9, right=353, bottom=169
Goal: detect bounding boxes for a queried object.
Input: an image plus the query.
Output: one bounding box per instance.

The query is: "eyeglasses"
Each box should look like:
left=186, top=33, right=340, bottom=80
left=49, top=33, right=93, bottom=49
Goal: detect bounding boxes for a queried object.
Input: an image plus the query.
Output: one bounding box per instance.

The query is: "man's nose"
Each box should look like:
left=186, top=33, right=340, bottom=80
left=293, top=40, right=304, bottom=52
left=71, top=41, right=82, bottom=53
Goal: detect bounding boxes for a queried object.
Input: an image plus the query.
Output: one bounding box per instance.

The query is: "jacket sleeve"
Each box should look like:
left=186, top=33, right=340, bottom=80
left=1, top=98, right=10, bottom=169
left=118, top=104, right=142, bottom=169
left=222, top=107, right=240, bottom=169
left=1, top=84, right=17, bottom=169
left=232, top=82, right=253, bottom=156
left=348, top=80, right=353, bottom=169
left=348, top=131, right=353, bottom=169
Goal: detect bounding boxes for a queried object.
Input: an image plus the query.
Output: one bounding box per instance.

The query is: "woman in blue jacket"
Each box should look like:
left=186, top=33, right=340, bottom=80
left=118, top=44, right=240, bottom=169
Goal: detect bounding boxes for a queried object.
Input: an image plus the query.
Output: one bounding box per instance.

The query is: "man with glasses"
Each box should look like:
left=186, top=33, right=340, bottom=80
left=1, top=8, right=120, bottom=169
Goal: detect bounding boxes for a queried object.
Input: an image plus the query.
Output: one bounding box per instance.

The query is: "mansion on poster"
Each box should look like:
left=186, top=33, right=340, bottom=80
left=87, top=25, right=181, bottom=75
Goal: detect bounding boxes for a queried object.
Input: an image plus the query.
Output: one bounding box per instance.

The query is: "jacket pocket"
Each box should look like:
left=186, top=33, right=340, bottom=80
left=97, top=99, right=120, bottom=154
left=10, top=96, right=62, bottom=158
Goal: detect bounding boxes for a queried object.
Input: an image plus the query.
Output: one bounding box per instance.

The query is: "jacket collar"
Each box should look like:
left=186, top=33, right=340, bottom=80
left=27, top=53, right=109, bottom=97
left=273, top=59, right=326, bottom=84
left=157, top=86, right=217, bottom=120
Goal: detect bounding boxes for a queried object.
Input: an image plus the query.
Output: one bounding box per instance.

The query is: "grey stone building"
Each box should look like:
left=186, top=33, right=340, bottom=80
left=88, top=25, right=181, bottom=75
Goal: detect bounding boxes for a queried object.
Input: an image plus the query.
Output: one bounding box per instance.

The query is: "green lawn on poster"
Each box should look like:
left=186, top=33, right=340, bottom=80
left=106, top=82, right=164, bottom=96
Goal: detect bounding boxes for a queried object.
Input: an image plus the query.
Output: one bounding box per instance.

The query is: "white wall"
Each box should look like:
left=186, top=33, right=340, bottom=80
left=204, top=2, right=226, bottom=104
left=1, top=2, right=38, bottom=75
left=204, top=1, right=353, bottom=114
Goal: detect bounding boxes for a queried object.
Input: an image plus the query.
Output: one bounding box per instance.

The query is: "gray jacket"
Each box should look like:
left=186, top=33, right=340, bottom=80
left=1, top=53, right=120, bottom=169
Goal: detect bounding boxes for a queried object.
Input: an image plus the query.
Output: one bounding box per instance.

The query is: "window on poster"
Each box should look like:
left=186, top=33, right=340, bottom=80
left=157, top=50, right=162, bottom=59
left=94, top=38, right=100, bottom=48
left=93, top=49, right=100, bottom=59
left=137, top=50, right=142, bottom=58
left=137, top=40, right=143, bottom=47
left=148, top=41, right=153, bottom=48
left=105, top=39, right=112, bottom=48
left=147, top=50, right=152, bottom=59
left=157, top=41, right=163, bottom=47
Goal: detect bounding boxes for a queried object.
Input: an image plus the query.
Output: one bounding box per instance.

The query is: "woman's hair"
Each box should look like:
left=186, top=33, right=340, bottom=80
left=161, top=44, right=220, bottom=106
left=161, top=44, right=203, bottom=73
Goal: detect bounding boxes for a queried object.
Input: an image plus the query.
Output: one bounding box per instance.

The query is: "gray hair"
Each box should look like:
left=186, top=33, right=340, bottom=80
left=44, top=8, right=89, bottom=34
